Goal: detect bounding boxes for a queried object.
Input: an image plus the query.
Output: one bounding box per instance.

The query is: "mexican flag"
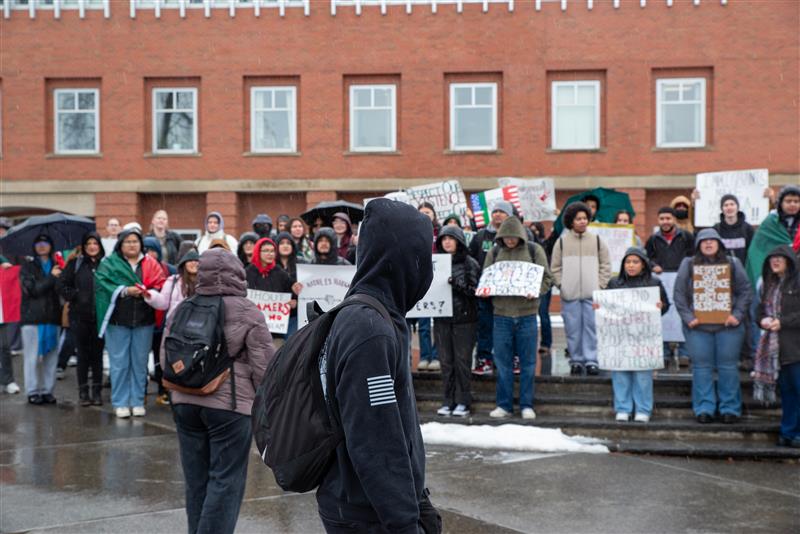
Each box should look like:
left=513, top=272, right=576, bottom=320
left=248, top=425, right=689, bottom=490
left=95, top=254, right=166, bottom=337
left=745, top=213, right=792, bottom=289
left=0, top=266, right=21, bottom=324
left=470, top=186, right=522, bottom=228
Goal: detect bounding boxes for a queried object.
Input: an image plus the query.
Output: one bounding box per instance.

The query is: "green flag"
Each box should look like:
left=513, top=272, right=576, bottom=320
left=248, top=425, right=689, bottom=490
left=745, top=213, right=791, bottom=288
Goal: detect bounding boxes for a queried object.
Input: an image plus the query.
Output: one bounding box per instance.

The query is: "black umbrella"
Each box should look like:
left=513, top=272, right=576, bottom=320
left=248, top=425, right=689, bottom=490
left=0, top=213, right=96, bottom=256
left=300, top=201, right=365, bottom=227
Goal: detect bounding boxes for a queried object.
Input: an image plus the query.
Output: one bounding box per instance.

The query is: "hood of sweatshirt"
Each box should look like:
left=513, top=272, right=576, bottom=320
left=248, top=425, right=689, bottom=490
left=196, top=248, right=247, bottom=297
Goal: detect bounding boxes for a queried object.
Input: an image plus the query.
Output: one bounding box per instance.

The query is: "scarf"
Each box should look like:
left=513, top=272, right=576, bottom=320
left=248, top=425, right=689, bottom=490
left=36, top=258, right=59, bottom=357
left=252, top=238, right=277, bottom=276
left=752, top=283, right=782, bottom=405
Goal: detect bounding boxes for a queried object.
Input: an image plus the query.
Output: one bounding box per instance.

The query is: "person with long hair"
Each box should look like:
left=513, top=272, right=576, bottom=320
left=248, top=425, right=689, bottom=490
left=289, top=217, right=314, bottom=262
left=246, top=238, right=294, bottom=347
left=331, top=212, right=357, bottom=264
left=236, top=232, right=259, bottom=266
left=275, top=232, right=305, bottom=339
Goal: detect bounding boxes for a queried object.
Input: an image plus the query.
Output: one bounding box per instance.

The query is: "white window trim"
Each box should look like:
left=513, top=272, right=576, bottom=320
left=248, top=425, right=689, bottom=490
left=152, top=87, right=198, bottom=154
left=250, top=85, right=297, bottom=154
left=550, top=80, right=601, bottom=150
left=656, top=77, right=706, bottom=148
left=349, top=84, right=397, bottom=153
left=54, top=88, right=100, bottom=155
left=449, top=82, right=498, bottom=151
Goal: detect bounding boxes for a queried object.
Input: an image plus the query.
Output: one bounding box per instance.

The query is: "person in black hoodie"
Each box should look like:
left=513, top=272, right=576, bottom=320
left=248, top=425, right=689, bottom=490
left=433, top=225, right=480, bottom=418
left=312, top=227, right=351, bottom=266
left=713, top=194, right=754, bottom=265
left=57, top=231, right=105, bottom=406
left=601, top=247, right=669, bottom=423
left=275, top=232, right=305, bottom=339
left=317, top=198, right=440, bottom=534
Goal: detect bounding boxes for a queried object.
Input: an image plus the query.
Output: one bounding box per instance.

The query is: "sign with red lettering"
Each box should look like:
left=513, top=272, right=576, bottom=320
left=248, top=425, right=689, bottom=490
left=247, top=290, right=292, bottom=334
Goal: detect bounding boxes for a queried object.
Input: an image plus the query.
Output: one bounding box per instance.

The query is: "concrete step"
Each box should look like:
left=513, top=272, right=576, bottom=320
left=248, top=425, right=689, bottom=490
left=608, top=439, right=800, bottom=460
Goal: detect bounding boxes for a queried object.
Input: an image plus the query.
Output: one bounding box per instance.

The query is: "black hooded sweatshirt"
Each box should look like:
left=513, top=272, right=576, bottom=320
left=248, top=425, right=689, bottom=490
left=713, top=211, right=754, bottom=265
left=317, top=198, right=433, bottom=533
left=607, top=247, right=670, bottom=316
left=57, top=231, right=105, bottom=325
left=312, top=227, right=351, bottom=266
left=436, top=225, right=480, bottom=324
left=756, top=244, right=800, bottom=366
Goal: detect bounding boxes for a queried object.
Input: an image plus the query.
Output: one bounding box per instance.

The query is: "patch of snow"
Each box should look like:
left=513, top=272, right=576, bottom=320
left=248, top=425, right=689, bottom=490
left=421, top=423, right=609, bottom=454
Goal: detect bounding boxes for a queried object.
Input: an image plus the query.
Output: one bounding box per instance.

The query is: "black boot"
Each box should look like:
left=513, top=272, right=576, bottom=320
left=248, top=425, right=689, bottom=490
left=90, top=383, right=103, bottom=406
left=79, top=385, right=91, bottom=407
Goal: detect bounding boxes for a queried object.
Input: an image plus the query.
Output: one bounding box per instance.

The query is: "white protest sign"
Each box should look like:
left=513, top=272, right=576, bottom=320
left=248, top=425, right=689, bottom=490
left=498, top=177, right=557, bottom=222
left=594, top=287, right=664, bottom=371
left=296, top=264, right=357, bottom=326
left=407, top=254, right=453, bottom=318
left=246, top=290, right=292, bottom=335
left=588, top=223, right=636, bottom=276
left=405, top=180, right=468, bottom=225
left=658, top=272, right=685, bottom=343
left=476, top=261, right=545, bottom=298
left=364, top=191, right=413, bottom=207
left=694, top=169, right=769, bottom=227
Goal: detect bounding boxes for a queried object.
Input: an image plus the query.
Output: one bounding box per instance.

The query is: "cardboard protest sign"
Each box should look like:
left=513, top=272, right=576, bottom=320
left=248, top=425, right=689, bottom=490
left=694, top=169, right=769, bottom=227
left=405, top=180, right=468, bottom=225
left=0, top=266, right=21, bottom=324
left=658, top=272, right=685, bottom=343
left=247, top=290, right=292, bottom=335
left=588, top=223, right=636, bottom=276
left=594, top=287, right=664, bottom=371
left=407, top=254, right=453, bottom=318
left=498, top=177, right=557, bottom=222
left=475, top=261, right=544, bottom=298
left=296, top=264, right=357, bottom=326
left=470, top=186, right=522, bottom=229
left=693, top=264, right=732, bottom=324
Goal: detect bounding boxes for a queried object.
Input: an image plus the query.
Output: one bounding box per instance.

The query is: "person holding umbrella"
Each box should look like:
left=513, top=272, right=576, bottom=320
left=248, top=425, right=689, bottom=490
left=20, top=234, right=63, bottom=405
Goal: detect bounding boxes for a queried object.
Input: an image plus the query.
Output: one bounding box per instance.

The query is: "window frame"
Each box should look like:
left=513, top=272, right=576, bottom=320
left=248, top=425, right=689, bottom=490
left=550, top=80, right=601, bottom=151
left=449, top=82, right=498, bottom=152
left=53, top=88, right=100, bottom=155
left=655, top=77, right=706, bottom=148
left=151, top=87, right=198, bottom=155
left=250, top=85, right=297, bottom=154
left=349, top=84, right=397, bottom=153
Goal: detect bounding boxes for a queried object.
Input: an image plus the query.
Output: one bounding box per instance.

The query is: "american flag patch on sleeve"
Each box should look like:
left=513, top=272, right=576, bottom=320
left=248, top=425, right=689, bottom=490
left=366, top=375, right=396, bottom=407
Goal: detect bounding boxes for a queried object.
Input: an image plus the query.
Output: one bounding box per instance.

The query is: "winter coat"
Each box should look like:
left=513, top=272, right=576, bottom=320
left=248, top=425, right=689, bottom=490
left=713, top=212, right=754, bottom=265
left=245, top=263, right=293, bottom=294
left=144, top=274, right=189, bottom=323
left=317, top=198, right=433, bottom=533
left=756, top=245, right=800, bottom=367
left=145, top=229, right=182, bottom=265
left=312, top=227, right=351, bottom=265
left=436, top=226, right=480, bottom=324
left=607, top=247, right=670, bottom=316
left=109, top=256, right=156, bottom=328
left=163, top=248, right=274, bottom=416
left=468, top=226, right=497, bottom=272
left=551, top=228, right=611, bottom=302
left=673, top=228, right=753, bottom=333
left=645, top=228, right=695, bottom=273
left=195, top=211, right=238, bottom=253
left=20, top=257, right=61, bottom=326
left=57, top=232, right=105, bottom=325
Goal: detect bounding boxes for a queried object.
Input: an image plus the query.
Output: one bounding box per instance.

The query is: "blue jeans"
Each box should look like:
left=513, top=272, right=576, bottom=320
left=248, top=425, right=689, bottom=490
left=476, top=299, right=494, bottom=361
left=778, top=362, right=800, bottom=440
left=493, top=314, right=537, bottom=412
left=538, top=289, right=552, bottom=349
left=562, top=299, right=597, bottom=365
left=172, top=404, right=252, bottom=534
left=684, top=325, right=745, bottom=416
left=105, top=324, right=153, bottom=409
left=21, top=325, right=60, bottom=396
left=418, top=317, right=438, bottom=363
left=612, top=371, right=654, bottom=416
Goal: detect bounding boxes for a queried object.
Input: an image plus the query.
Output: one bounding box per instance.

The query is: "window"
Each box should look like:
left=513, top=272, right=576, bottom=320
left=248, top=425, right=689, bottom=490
left=54, top=88, right=99, bottom=154
left=251, top=86, right=296, bottom=153
left=450, top=83, right=497, bottom=151
left=551, top=81, right=600, bottom=150
left=656, top=78, right=705, bottom=147
left=349, top=85, right=396, bottom=152
left=152, top=88, right=197, bottom=154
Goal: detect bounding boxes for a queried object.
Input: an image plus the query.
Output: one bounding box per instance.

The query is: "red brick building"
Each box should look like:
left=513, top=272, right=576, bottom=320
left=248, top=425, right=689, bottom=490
left=0, top=0, right=797, bottom=239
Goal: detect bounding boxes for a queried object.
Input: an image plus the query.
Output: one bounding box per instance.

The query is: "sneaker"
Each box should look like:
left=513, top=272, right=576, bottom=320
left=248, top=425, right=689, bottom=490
left=427, top=360, right=441, bottom=371
left=472, top=360, right=494, bottom=376
left=521, top=408, right=536, bottom=420
left=437, top=405, right=452, bottom=416
left=28, top=394, right=43, bottom=405
left=132, top=406, right=146, bottom=417
left=570, top=364, right=584, bottom=376
left=115, top=407, right=131, bottom=419
left=41, top=394, right=57, bottom=404
left=155, top=393, right=170, bottom=406
left=67, top=355, right=78, bottom=367
left=634, top=413, right=650, bottom=423
left=489, top=406, right=511, bottom=419
left=56, top=368, right=65, bottom=381
left=417, top=360, right=429, bottom=371
left=513, top=356, right=520, bottom=375
left=586, top=364, right=599, bottom=376
left=5, top=382, right=20, bottom=394
left=616, top=412, right=630, bottom=422
left=452, top=404, right=470, bottom=417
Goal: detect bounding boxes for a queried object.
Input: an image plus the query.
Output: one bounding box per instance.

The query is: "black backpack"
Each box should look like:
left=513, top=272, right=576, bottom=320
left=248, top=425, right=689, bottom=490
left=162, top=294, right=237, bottom=409
left=252, top=293, right=392, bottom=493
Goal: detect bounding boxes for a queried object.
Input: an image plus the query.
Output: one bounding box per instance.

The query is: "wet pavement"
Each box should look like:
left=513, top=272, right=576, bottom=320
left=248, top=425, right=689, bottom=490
left=2, top=356, right=798, bottom=534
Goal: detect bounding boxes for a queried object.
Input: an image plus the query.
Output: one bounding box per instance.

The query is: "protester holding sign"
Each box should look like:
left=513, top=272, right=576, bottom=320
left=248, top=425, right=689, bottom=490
left=600, top=248, right=669, bottom=423
left=551, top=202, right=612, bottom=376
left=712, top=195, right=754, bottom=265
left=483, top=216, right=553, bottom=420
left=246, top=238, right=295, bottom=347
left=674, top=229, right=752, bottom=424
left=433, top=226, right=480, bottom=418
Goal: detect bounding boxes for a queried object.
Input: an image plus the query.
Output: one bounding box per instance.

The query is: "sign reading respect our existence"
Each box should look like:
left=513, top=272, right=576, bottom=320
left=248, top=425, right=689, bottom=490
left=693, top=264, right=732, bottom=324
left=694, top=169, right=770, bottom=227
left=594, top=287, right=664, bottom=371
left=405, top=180, right=469, bottom=226
left=498, top=177, right=557, bottom=222
left=246, top=290, right=292, bottom=335
left=588, top=223, right=636, bottom=276
left=407, top=254, right=453, bottom=319
left=658, top=272, right=685, bottom=343
left=475, top=261, right=545, bottom=298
